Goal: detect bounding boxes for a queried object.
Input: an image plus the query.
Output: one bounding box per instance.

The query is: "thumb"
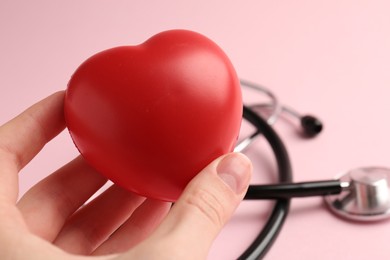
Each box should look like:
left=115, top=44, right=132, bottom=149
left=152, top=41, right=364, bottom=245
left=128, top=152, right=252, bottom=259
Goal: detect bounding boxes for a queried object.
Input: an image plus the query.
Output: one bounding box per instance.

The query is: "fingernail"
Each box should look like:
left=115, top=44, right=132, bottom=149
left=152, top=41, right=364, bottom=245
left=216, top=153, right=251, bottom=194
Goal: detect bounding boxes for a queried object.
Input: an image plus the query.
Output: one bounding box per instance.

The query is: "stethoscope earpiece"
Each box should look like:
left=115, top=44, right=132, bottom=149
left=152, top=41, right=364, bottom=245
left=324, top=167, right=390, bottom=221
left=300, top=115, right=323, bottom=137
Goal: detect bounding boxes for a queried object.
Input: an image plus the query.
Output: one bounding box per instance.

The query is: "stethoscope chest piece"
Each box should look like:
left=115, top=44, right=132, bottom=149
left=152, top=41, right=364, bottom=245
left=324, top=167, right=390, bottom=221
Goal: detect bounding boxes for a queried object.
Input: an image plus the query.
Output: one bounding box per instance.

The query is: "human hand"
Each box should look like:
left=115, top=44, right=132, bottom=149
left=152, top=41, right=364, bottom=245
left=0, top=91, right=252, bottom=260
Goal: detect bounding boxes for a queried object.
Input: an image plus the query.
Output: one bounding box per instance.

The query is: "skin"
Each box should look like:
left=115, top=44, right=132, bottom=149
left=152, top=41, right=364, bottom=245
left=0, top=91, right=252, bottom=260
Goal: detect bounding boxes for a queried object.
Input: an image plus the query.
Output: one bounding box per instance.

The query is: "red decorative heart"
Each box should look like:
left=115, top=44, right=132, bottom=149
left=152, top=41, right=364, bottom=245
left=64, top=30, right=242, bottom=201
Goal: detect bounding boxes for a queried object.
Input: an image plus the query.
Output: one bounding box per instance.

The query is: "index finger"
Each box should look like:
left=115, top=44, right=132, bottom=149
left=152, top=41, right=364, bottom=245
left=0, top=91, right=66, bottom=201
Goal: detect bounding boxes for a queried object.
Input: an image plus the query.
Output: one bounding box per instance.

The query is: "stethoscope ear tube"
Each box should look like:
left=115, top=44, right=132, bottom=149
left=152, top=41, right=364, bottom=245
left=239, top=106, right=292, bottom=260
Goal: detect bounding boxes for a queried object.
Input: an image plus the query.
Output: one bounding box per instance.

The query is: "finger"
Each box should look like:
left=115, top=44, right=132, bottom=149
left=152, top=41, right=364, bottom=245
left=0, top=91, right=66, bottom=202
left=17, top=156, right=107, bottom=241
left=127, top=153, right=252, bottom=260
left=0, top=91, right=66, bottom=172
left=93, top=198, right=171, bottom=255
left=53, top=185, right=145, bottom=255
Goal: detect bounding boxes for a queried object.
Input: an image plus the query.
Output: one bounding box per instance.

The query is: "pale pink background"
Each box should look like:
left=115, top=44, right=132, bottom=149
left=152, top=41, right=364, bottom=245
left=1, top=1, right=390, bottom=259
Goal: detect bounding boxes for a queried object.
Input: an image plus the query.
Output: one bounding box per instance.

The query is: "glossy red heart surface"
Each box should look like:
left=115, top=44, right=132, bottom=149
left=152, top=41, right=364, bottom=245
left=64, top=30, right=242, bottom=201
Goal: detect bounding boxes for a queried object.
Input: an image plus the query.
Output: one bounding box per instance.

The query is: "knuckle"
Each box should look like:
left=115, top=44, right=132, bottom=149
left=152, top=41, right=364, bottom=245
left=184, top=188, right=226, bottom=228
left=0, top=143, right=22, bottom=172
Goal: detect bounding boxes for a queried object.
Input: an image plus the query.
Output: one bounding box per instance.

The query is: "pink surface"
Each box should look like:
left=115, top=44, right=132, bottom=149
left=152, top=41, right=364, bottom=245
left=1, top=1, right=390, bottom=259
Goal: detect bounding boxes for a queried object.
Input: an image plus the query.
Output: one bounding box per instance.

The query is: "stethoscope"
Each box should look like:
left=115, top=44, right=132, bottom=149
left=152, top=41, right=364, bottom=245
left=235, top=80, right=390, bottom=259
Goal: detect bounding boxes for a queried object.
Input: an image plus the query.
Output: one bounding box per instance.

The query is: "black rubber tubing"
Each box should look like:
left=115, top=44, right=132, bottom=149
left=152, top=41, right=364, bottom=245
left=238, top=106, right=293, bottom=259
